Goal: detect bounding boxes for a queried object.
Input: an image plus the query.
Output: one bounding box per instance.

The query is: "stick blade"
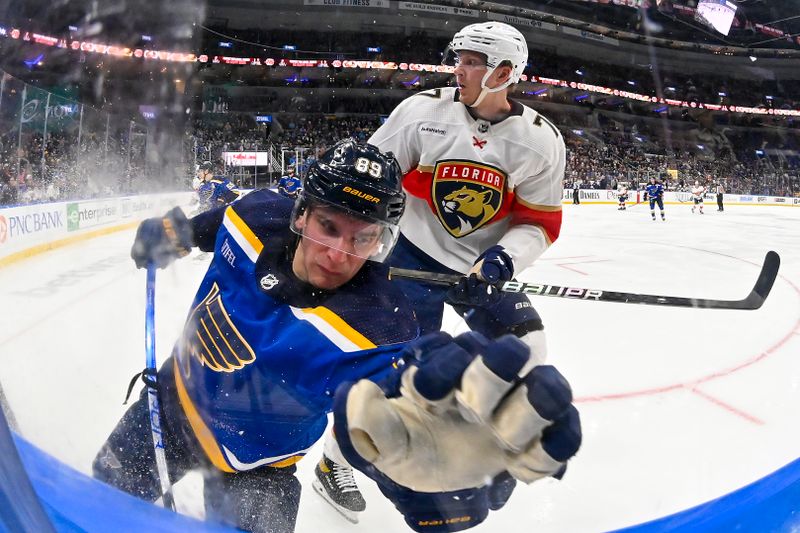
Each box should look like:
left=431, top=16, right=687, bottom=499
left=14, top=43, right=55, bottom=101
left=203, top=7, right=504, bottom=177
left=742, top=250, right=780, bottom=310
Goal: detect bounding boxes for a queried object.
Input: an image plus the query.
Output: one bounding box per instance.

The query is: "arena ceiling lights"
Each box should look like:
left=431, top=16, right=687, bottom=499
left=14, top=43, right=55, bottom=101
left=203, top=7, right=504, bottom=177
left=0, top=22, right=797, bottom=118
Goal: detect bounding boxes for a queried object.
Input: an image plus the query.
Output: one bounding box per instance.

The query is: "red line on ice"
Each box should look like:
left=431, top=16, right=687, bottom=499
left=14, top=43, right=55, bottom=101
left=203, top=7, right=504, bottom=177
left=689, top=387, right=765, bottom=425
left=575, top=252, right=800, bottom=408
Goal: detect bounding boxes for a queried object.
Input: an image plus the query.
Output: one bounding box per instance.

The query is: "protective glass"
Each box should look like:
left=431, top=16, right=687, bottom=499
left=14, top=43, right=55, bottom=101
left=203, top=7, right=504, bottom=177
left=290, top=198, right=400, bottom=262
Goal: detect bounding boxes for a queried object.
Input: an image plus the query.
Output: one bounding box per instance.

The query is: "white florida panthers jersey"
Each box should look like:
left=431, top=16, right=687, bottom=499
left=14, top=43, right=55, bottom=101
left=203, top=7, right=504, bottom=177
left=369, top=87, right=565, bottom=274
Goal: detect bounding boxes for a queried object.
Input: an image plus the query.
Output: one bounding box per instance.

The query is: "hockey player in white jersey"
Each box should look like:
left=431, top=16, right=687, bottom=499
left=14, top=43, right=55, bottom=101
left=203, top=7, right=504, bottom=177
left=617, top=182, right=629, bottom=210
left=314, top=21, right=568, bottom=521
left=691, top=180, right=707, bottom=214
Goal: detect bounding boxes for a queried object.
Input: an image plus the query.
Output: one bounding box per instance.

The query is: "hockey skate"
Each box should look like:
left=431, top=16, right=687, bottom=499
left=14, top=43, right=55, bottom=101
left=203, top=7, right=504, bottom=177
left=313, top=455, right=366, bottom=523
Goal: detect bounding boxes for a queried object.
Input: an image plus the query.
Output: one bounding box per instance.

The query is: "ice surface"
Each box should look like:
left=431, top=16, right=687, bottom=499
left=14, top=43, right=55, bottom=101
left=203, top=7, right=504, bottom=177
left=1, top=202, right=798, bottom=532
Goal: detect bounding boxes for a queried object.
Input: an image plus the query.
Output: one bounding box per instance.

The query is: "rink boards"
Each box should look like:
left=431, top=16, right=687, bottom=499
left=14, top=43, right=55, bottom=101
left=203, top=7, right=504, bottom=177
left=564, top=188, right=800, bottom=206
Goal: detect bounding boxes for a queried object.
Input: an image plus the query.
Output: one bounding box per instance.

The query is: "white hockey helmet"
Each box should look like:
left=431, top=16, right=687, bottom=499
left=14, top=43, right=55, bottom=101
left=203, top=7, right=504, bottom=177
left=448, top=22, right=528, bottom=83
left=446, top=22, right=528, bottom=107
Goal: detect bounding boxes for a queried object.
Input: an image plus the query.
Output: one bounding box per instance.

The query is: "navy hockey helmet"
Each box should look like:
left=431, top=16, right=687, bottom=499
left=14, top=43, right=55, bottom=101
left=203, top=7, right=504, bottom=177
left=198, top=161, right=214, bottom=173
left=291, top=139, right=406, bottom=262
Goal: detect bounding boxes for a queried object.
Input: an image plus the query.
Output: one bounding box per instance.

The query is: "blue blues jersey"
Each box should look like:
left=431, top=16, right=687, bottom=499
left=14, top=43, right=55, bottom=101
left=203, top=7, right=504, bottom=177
left=198, top=176, right=240, bottom=210
left=645, top=183, right=663, bottom=199
left=277, top=175, right=302, bottom=198
left=174, top=189, right=418, bottom=472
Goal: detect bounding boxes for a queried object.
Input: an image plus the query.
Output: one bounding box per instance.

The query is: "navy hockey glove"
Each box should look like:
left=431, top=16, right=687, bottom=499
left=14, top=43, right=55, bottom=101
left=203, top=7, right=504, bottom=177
left=447, top=275, right=544, bottom=345
left=333, top=332, right=581, bottom=532
left=446, top=273, right=502, bottom=309
left=131, top=207, right=193, bottom=269
left=470, top=245, right=514, bottom=283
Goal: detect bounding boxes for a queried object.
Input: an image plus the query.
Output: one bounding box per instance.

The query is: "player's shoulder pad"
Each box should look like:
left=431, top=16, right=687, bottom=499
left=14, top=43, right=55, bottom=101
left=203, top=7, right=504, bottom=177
left=229, top=188, right=295, bottom=240
left=323, top=264, right=419, bottom=346
left=402, top=87, right=457, bottom=112
left=503, top=102, right=565, bottom=157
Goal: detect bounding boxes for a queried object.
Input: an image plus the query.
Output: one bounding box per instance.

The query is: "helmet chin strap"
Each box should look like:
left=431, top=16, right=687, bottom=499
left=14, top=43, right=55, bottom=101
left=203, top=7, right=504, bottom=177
left=468, top=67, right=513, bottom=108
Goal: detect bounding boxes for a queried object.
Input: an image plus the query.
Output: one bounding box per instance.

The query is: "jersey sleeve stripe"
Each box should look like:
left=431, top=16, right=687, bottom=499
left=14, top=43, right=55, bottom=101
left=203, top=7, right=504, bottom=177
left=173, top=359, right=236, bottom=473
left=222, top=207, right=263, bottom=263
left=514, top=196, right=563, bottom=212
left=290, top=306, right=377, bottom=352
left=402, top=168, right=436, bottom=209
left=510, top=204, right=562, bottom=244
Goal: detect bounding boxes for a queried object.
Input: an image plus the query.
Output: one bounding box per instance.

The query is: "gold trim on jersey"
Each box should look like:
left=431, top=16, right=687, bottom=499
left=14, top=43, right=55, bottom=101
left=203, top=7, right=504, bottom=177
left=173, top=359, right=236, bottom=473
left=185, top=283, right=257, bottom=373
left=291, top=306, right=376, bottom=352
left=515, top=196, right=563, bottom=212
left=528, top=222, right=554, bottom=246
left=223, top=206, right=263, bottom=263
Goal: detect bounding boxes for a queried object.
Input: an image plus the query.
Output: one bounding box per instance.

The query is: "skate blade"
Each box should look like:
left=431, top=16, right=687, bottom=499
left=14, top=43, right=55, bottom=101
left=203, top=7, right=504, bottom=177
left=312, top=479, right=360, bottom=524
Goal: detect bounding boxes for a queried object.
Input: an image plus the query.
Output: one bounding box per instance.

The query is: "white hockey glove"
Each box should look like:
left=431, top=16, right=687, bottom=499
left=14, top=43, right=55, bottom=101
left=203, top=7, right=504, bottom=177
left=333, top=331, right=581, bottom=532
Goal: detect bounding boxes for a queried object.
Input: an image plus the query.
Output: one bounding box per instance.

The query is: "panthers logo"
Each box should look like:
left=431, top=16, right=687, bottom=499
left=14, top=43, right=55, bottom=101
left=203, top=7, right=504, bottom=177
left=432, top=160, right=506, bottom=237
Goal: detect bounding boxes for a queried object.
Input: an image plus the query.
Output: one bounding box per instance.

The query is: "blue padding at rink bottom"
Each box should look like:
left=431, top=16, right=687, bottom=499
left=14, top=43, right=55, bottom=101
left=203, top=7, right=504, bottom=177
left=614, top=456, right=800, bottom=532
left=11, top=433, right=236, bottom=532
left=5, top=414, right=800, bottom=533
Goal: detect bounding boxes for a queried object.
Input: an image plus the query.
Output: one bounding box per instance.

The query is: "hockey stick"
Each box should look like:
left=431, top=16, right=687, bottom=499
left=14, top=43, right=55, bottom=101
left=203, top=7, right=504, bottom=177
left=144, top=264, right=176, bottom=511
left=389, top=251, right=780, bottom=310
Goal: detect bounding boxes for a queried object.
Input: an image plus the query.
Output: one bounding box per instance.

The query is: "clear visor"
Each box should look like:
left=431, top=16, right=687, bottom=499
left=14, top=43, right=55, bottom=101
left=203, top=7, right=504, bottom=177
left=441, top=46, right=489, bottom=70
left=289, top=197, right=400, bottom=263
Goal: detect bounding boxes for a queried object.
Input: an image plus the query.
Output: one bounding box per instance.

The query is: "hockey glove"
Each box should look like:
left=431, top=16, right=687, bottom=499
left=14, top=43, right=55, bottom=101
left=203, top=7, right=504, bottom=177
left=333, top=331, right=581, bottom=532
left=131, top=207, right=193, bottom=269
left=469, top=245, right=514, bottom=283
left=446, top=275, right=546, bottom=357
left=446, top=273, right=502, bottom=308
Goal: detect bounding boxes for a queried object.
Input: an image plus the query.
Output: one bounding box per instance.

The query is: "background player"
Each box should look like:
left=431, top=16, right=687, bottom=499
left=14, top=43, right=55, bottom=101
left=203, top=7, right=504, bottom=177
left=187, top=165, right=204, bottom=215
left=315, top=21, right=566, bottom=518
left=196, top=161, right=240, bottom=212
left=92, top=139, right=580, bottom=533
left=277, top=166, right=302, bottom=199
left=646, top=176, right=666, bottom=221
left=691, top=180, right=707, bottom=214
left=617, top=181, right=629, bottom=211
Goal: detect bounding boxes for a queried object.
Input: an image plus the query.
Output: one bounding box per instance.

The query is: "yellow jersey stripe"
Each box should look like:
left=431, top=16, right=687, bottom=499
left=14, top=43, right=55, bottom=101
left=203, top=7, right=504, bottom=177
left=290, top=306, right=376, bottom=352
left=173, top=359, right=235, bottom=473
left=222, top=207, right=263, bottom=263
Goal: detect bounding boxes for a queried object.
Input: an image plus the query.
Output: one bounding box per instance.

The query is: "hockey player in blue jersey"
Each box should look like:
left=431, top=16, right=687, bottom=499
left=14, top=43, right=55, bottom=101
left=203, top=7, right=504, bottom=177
left=645, top=176, right=666, bottom=221
left=196, top=161, right=240, bottom=211
left=277, top=167, right=302, bottom=199
left=92, top=139, right=580, bottom=533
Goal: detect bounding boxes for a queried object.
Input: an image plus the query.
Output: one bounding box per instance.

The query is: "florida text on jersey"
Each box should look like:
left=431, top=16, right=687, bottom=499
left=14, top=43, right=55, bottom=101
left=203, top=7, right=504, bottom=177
left=369, top=87, right=566, bottom=274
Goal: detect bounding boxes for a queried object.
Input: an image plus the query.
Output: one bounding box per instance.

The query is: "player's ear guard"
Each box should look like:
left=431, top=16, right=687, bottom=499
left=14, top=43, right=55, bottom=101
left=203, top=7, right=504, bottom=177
left=131, top=207, right=194, bottom=269
left=332, top=331, right=581, bottom=532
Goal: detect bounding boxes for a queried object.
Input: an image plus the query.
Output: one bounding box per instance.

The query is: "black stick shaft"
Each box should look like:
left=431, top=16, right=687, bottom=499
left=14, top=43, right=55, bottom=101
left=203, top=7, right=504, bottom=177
left=389, top=251, right=779, bottom=311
